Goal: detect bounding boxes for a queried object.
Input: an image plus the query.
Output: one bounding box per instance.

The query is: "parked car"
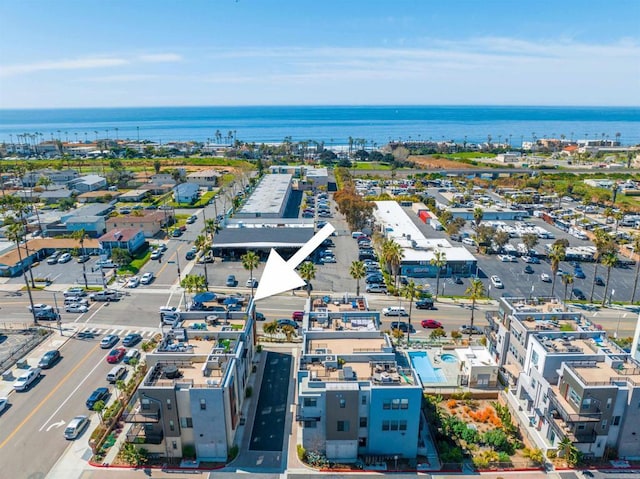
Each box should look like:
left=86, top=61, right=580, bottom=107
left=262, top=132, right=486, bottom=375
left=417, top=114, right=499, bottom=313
left=185, top=251, right=196, bottom=260
left=0, top=397, right=8, bottom=414
left=246, top=278, right=259, bottom=288
left=13, top=367, right=41, bottom=391
left=490, top=275, right=504, bottom=289
left=186, top=215, right=197, bottom=224
left=574, top=269, right=586, bottom=279
left=594, top=276, right=605, bottom=286
left=86, top=387, right=109, bottom=409
left=459, top=325, right=483, bottom=335
left=540, top=273, right=552, bottom=282
left=276, top=319, right=299, bottom=329
left=462, top=237, right=476, bottom=246
left=572, top=288, right=587, bottom=300
left=122, top=333, right=142, bottom=347
left=38, top=350, right=61, bottom=369
left=366, top=284, right=387, bottom=293
left=126, top=276, right=140, bottom=288
left=321, top=255, right=337, bottom=263
left=140, top=272, right=154, bottom=284
left=421, top=319, right=443, bottom=329
left=100, top=335, right=119, bottom=349
left=64, top=415, right=89, bottom=440
left=76, top=254, right=91, bottom=263
left=123, top=348, right=141, bottom=364
left=254, top=312, right=266, bottom=321
left=106, top=347, right=127, bottom=363
left=226, top=275, right=237, bottom=287
left=524, top=265, right=534, bottom=274
left=172, top=229, right=183, bottom=237
left=47, top=251, right=62, bottom=264
left=64, top=287, right=86, bottom=297
left=96, top=259, right=117, bottom=268
left=150, top=250, right=162, bottom=260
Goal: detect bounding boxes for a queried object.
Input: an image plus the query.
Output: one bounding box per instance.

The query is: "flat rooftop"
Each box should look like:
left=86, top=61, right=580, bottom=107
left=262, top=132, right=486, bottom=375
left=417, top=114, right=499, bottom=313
left=180, top=317, right=246, bottom=334
left=238, top=174, right=292, bottom=215
left=308, top=336, right=386, bottom=355
left=304, top=360, right=417, bottom=386
left=569, top=361, right=640, bottom=385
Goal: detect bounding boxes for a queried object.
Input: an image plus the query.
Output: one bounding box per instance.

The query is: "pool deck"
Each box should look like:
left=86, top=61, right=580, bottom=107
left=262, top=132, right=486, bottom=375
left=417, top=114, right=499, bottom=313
left=408, top=347, right=461, bottom=387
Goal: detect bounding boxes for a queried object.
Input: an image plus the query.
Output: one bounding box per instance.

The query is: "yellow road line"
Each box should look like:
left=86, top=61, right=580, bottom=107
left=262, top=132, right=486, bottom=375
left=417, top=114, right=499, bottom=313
left=156, top=244, right=184, bottom=278
left=0, top=342, right=101, bottom=449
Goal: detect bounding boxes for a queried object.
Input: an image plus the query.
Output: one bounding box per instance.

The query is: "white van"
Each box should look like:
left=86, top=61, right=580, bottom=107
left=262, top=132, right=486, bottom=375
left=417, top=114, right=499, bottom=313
left=106, top=365, right=126, bottom=383
left=381, top=306, right=408, bottom=317
left=351, top=231, right=363, bottom=239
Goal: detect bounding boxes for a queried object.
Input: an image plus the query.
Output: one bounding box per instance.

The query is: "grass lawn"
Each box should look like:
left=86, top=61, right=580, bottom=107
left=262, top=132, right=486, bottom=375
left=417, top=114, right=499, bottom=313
left=351, top=162, right=395, bottom=170
left=118, top=249, right=151, bottom=275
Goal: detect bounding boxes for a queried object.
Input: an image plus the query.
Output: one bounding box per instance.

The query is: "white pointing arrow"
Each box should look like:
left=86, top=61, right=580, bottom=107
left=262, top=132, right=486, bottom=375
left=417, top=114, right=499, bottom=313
left=46, top=419, right=66, bottom=432
left=254, top=223, right=335, bottom=301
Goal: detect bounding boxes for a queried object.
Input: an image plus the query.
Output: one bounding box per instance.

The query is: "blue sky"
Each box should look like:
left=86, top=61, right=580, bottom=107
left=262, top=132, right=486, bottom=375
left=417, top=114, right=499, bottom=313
left=1, top=0, right=638, bottom=108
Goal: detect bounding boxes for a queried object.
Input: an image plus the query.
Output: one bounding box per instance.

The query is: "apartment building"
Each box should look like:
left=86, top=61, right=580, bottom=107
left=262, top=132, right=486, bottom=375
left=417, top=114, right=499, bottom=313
left=491, top=296, right=640, bottom=459
left=123, top=303, right=258, bottom=462
left=296, top=300, right=425, bottom=463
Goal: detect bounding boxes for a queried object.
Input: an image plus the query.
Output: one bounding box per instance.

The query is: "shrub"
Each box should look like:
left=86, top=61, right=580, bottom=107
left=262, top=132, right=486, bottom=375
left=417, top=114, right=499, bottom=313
left=451, top=330, right=462, bottom=340
left=245, top=386, right=253, bottom=398
left=483, top=429, right=514, bottom=454
left=228, top=444, right=239, bottom=461
left=182, top=444, right=196, bottom=459
left=547, top=449, right=558, bottom=459
left=297, top=444, right=306, bottom=461
left=256, top=344, right=263, bottom=353
left=447, top=399, right=457, bottom=409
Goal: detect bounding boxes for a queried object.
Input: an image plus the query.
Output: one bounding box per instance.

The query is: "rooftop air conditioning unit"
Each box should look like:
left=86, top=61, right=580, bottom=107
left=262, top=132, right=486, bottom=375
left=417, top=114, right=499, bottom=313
left=325, top=355, right=335, bottom=362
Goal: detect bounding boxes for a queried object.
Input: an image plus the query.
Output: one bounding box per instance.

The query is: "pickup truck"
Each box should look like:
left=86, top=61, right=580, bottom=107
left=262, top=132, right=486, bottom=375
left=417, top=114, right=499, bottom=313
left=89, top=290, right=120, bottom=302
left=13, top=367, right=42, bottom=391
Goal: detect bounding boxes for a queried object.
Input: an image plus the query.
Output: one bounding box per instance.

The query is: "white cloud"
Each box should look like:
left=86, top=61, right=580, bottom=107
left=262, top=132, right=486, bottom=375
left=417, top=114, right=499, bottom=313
left=1, top=57, right=128, bottom=77
left=138, top=53, right=182, bottom=63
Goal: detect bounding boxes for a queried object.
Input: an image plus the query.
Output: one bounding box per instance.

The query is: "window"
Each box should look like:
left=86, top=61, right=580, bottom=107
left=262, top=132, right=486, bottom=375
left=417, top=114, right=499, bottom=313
left=531, top=350, right=539, bottom=366
left=358, top=437, right=367, bottom=447
left=382, top=420, right=390, bottom=431
left=339, top=399, right=346, bottom=408
left=180, top=417, right=193, bottom=428
left=166, top=399, right=172, bottom=410
left=359, top=417, right=367, bottom=428
left=141, top=399, right=150, bottom=410
left=399, top=420, right=407, bottom=431
left=390, top=420, right=399, bottom=431
left=200, top=399, right=206, bottom=410
left=383, top=400, right=391, bottom=410
left=391, top=399, right=400, bottom=410
left=400, top=399, right=409, bottom=409
left=607, top=398, right=612, bottom=409
left=582, top=398, right=592, bottom=409
left=337, top=420, right=349, bottom=432
left=568, top=387, right=581, bottom=407
left=169, top=420, right=175, bottom=432
left=577, top=424, right=585, bottom=430
left=601, top=420, right=607, bottom=430
left=172, top=441, right=177, bottom=450
left=361, top=395, right=367, bottom=405
left=304, top=421, right=317, bottom=428
left=613, top=416, right=621, bottom=426
left=303, top=398, right=317, bottom=407
left=531, top=378, right=537, bottom=389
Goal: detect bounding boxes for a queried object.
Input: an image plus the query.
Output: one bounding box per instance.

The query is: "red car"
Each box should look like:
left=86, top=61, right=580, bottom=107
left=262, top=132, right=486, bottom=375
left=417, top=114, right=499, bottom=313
left=292, top=311, right=304, bottom=321
left=106, top=347, right=127, bottom=363
left=421, top=319, right=443, bottom=329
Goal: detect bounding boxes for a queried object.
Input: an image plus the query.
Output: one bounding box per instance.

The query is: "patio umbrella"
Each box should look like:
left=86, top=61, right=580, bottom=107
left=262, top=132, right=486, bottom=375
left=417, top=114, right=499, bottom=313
left=193, top=291, right=216, bottom=303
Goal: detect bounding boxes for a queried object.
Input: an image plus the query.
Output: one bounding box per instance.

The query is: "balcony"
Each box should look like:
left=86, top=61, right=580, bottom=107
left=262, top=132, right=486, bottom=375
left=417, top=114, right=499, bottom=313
left=546, top=413, right=597, bottom=444
left=548, top=389, right=601, bottom=424
left=126, top=423, right=164, bottom=445
left=122, top=398, right=160, bottom=423
left=295, top=404, right=322, bottom=422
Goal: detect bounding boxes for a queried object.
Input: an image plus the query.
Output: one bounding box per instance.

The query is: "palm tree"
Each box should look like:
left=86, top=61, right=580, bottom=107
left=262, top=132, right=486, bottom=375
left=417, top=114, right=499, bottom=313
left=5, top=220, right=38, bottom=324
left=349, top=260, right=366, bottom=296
left=298, top=261, right=316, bottom=298
left=263, top=320, right=278, bottom=337
left=548, top=242, right=567, bottom=297
left=562, top=273, right=574, bottom=309
left=465, top=278, right=485, bottom=340
left=630, top=234, right=640, bottom=304
left=473, top=207, right=484, bottom=229
left=72, top=228, right=89, bottom=288
left=241, top=251, right=260, bottom=297
left=379, top=239, right=404, bottom=289
left=430, top=249, right=446, bottom=300
left=601, top=252, right=618, bottom=306
left=589, top=230, right=614, bottom=302
left=401, top=280, right=421, bottom=345
left=180, top=274, right=207, bottom=293
left=558, top=436, right=581, bottom=466
left=204, top=219, right=220, bottom=241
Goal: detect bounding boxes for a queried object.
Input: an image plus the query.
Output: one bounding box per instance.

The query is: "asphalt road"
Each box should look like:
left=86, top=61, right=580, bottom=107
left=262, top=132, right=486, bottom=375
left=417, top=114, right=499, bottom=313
left=249, top=351, right=291, bottom=451
left=0, top=335, right=130, bottom=478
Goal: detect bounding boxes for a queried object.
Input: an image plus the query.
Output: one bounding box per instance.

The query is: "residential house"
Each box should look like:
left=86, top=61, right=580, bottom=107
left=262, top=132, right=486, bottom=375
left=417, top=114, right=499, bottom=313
left=98, top=228, right=146, bottom=254
left=173, top=183, right=200, bottom=204
left=68, top=174, right=107, bottom=193
left=118, top=189, right=151, bottom=202
left=187, top=169, right=220, bottom=190
left=43, top=203, right=113, bottom=238
left=22, top=169, right=79, bottom=187
left=107, top=211, right=174, bottom=238
left=39, top=188, right=74, bottom=205
left=77, top=190, right=121, bottom=203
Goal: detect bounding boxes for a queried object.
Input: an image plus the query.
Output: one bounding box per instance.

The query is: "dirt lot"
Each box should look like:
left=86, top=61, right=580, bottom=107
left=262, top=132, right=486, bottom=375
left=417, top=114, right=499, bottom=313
left=410, top=155, right=478, bottom=169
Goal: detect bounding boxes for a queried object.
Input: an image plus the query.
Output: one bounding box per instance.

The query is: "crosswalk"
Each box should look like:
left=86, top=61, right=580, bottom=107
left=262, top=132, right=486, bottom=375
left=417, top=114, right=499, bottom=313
left=68, top=323, right=161, bottom=339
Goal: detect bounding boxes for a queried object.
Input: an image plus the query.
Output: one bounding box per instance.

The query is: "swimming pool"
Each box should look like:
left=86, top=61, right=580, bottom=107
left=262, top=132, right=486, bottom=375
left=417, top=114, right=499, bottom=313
left=440, top=353, right=458, bottom=363
left=408, top=351, right=446, bottom=384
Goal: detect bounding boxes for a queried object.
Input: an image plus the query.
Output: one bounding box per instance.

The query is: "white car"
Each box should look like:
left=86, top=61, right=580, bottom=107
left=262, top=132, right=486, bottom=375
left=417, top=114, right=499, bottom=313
left=366, top=284, right=387, bottom=293
left=462, top=237, right=476, bottom=246
left=0, top=397, right=7, bottom=414
left=246, top=278, right=258, bottom=288
left=497, top=254, right=510, bottom=262
left=65, top=303, right=89, bottom=313
left=490, top=275, right=504, bottom=289
left=13, top=367, right=41, bottom=391
left=57, top=253, right=72, bottom=264
left=140, top=272, right=154, bottom=284
left=126, top=276, right=140, bottom=288
left=540, top=273, right=552, bottom=283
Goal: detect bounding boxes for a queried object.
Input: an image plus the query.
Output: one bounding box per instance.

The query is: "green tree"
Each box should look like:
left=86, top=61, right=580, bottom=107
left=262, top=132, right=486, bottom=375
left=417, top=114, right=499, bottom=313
left=493, top=230, right=510, bottom=252
left=380, top=238, right=404, bottom=289
left=36, top=175, right=52, bottom=190
left=241, top=251, right=260, bottom=296
left=430, top=249, right=446, bottom=300
left=153, top=159, right=161, bottom=174
left=298, top=261, right=316, bottom=298
left=6, top=220, right=38, bottom=323
left=589, top=229, right=616, bottom=302
left=181, top=274, right=207, bottom=293
left=548, top=241, right=567, bottom=297
left=473, top=207, right=484, bottom=229
left=263, top=320, right=278, bottom=336
left=558, top=436, right=581, bottom=466
left=401, top=280, right=421, bottom=345
left=601, top=251, right=618, bottom=306
left=562, top=273, right=574, bottom=308
left=521, top=233, right=539, bottom=252
left=349, top=260, right=366, bottom=296
left=120, top=443, right=148, bottom=467
left=465, top=278, right=485, bottom=339
left=92, top=400, right=106, bottom=424
left=111, top=247, right=132, bottom=267
left=72, top=228, right=89, bottom=288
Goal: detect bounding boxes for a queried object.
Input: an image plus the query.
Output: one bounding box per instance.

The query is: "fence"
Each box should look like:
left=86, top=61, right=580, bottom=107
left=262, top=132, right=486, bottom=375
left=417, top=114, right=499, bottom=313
left=0, top=327, right=51, bottom=375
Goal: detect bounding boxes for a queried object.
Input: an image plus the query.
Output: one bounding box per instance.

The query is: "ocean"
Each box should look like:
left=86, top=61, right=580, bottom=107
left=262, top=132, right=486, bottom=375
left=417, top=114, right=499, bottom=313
left=0, top=105, right=638, bottom=147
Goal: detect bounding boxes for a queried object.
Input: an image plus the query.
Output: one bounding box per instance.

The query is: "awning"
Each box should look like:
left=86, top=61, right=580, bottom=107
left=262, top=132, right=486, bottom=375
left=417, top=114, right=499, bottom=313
left=193, top=292, right=216, bottom=303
